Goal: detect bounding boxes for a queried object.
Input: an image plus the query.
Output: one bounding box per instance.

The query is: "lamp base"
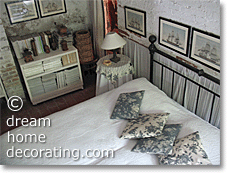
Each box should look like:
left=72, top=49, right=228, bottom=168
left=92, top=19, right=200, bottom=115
left=110, top=56, right=120, bottom=63
left=110, top=49, right=120, bottom=63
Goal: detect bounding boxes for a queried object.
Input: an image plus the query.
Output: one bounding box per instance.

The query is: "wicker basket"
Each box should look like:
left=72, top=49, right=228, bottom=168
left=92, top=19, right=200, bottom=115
left=80, top=56, right=94, bottom=63
left=77, top=43, right=92, bottom=52
left=75, top=37, right=91, bottom=45
left=75, top=30, right=90, bottom=40
left=79, top=50, right=93, bottom=58
left=75, top=30, right=94, bottom=63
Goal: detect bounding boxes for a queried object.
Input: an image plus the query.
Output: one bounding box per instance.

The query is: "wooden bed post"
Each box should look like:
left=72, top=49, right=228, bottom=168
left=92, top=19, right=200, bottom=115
left=148, top=35, right=157, bottom=83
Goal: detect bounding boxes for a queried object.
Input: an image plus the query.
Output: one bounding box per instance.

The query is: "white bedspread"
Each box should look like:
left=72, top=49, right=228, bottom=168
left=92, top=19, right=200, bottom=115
left=0, top=78, right=220, bottom=165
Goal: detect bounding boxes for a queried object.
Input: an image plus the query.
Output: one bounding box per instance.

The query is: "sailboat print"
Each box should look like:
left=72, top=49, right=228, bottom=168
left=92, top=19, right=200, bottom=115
left=197, top=43, right=219, bottom=63
left=167, top=31, right=180, bottom=47
left=128, top=18, right=142, bottom=32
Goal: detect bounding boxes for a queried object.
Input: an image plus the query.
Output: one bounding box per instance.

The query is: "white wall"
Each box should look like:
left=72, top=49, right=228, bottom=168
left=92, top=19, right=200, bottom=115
left=117, top=0, right=220, bottom=79
left=0, top=0, right=91, bottom=37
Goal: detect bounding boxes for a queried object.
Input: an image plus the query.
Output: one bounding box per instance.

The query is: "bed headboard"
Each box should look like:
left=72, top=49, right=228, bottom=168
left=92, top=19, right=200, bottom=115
left=148, top=35, right=220, bottom=128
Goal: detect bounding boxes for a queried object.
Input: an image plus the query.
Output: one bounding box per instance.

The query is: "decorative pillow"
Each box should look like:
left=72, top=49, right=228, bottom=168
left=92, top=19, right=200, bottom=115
left=119, top=113, right=170, bottom=139
left=110, top=90, right=145, bottom=119
left=158, top=131, right=212, bottom=165
left=131, top=124, right=182, bottom=155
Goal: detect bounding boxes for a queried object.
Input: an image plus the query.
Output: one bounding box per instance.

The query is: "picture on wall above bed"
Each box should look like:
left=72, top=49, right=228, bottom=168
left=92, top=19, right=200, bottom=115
left=37, top=0, right=66, bottom=18
left=190, top=28, right=220, bottom=72
left=159, top=17, right=191, bottom=56
left=124, top=6, right=146, bottom=37
left=5, top=0, right=39, bottom=24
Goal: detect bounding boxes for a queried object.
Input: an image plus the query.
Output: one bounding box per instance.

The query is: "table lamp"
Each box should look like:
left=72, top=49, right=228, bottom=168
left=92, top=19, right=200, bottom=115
left=101, top=32, right=126, bottom=63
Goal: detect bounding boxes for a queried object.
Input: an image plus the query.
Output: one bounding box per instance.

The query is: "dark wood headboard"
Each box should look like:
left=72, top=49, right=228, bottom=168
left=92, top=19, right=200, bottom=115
left=148, top=35, right=220, bottom=127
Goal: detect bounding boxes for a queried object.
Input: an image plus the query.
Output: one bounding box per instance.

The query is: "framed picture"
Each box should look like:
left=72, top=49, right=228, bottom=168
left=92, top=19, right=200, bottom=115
left=37, top=0, right=67, bottom=18
left=124, top=6, right=146, bottom=37
left=190, top=28, right=220, bottom=72
left=5, top=0, right=39, bottom=24
left=159, top=17, right=191, bottom=56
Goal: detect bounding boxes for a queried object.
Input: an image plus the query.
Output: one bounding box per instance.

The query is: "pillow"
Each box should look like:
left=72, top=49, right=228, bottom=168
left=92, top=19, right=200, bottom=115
left=119, top=113, right=169, bottom=139
left=158, top=131, right=212, bottom=165
left=110, top=90, right=145, bottom=119
left=131, top=124, right=182, bottom=155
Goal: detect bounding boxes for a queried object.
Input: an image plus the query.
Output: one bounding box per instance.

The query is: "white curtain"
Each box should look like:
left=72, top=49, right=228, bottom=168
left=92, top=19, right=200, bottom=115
left=153, top=54, right=220, bottom=128
left=122, top=38, right=220, bottom=128
left=110, top=37, right=220, bottom=128
left=89, top=0, right=105, bottom=58
left=123, top=38, right=150, bottom=80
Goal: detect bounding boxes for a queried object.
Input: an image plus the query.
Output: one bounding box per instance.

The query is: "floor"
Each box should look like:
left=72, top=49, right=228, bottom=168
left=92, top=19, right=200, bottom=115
left=0, top=73, right=96, bottom=135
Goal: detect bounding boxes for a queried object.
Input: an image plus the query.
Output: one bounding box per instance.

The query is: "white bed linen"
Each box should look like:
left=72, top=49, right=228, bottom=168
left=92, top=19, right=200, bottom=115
left=0, top=78, right=220, bottom=165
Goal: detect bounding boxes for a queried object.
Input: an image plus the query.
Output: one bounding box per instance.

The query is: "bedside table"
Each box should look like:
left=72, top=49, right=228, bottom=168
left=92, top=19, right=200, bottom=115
left=96, top=54, right=134, bottom=96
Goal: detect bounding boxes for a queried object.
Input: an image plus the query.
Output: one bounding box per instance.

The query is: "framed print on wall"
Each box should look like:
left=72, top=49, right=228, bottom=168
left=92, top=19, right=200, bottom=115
left=37, top=0, right=67, bottom=18
left=124, top=6, right=146, bottom=37
left=159, top=17, right=191, bottom=56
left=190, top=28, right=220, bottom=72
left=5, top=0, right=39, bottom=24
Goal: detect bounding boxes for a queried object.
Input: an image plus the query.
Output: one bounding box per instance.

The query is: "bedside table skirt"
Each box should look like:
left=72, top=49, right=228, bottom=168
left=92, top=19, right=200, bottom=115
left=96, top=72, right=133, bottom=96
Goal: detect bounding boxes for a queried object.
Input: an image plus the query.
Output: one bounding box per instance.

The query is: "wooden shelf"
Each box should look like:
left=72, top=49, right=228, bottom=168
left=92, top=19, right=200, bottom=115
left=18, top=46, right=84, bottom=105
left=18, top=46, right=78, bottom=67
left=31, top=82, right=83, bottom=105
left=26, top=63, right=78, bottom=80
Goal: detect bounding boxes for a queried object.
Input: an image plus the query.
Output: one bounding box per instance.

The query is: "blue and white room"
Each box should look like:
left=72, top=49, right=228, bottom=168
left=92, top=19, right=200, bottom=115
left=0, top=0, right=222, bottom=167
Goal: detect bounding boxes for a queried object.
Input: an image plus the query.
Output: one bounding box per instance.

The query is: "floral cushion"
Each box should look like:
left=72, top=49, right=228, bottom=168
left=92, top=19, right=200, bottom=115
left=131, top=124, right=182, bottom=155
left=119, top=113, right=169, bottom=139
left=158, top=131, right=212, bottom=165
left=110, top=90, right=145, bottom=119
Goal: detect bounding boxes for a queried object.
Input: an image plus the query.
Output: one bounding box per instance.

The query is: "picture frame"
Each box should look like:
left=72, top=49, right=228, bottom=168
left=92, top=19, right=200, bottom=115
left=124, top=6, right=146, bottom=37
left=159, top=17, right=191, bottom=56
left=37, top=0, right=67, bottom=18
left=5, top=0, right=39, bottom=24
left=190, top=28, right=220, bottom=72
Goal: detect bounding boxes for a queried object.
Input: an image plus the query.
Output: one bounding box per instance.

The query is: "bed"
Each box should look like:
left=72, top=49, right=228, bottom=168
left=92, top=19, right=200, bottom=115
left=0, top=35, right=220, bottom=165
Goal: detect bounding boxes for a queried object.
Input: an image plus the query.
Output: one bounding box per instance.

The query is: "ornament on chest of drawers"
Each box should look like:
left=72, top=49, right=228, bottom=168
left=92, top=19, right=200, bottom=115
left=30, top=39, right=38, bottom=56
left=51, top=31, right=58, bottom=50
left=60, top=39, right=68, bottom=51
left=23, top=48, right=34, bottom=63
left=44, top=45, right=50, bottom=53
left=57, top=24, right=68, bottom=36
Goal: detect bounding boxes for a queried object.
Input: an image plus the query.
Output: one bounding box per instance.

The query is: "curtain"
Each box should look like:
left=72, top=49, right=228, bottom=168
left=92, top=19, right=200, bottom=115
left=103, top=0, right=117, bottom=34
left=89, top=0, right=105, bottom=58
left=123, top=38, right=150, bottom=80
left=122, top=38, right=220, bottom=128
left=153, top=54, right=220, bottom=128
left=112, top=36, right=220, bottom=127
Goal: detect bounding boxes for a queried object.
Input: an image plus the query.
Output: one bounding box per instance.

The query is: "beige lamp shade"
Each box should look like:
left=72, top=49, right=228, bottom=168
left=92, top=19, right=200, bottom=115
left=101, top=32, right=126, bottom=50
